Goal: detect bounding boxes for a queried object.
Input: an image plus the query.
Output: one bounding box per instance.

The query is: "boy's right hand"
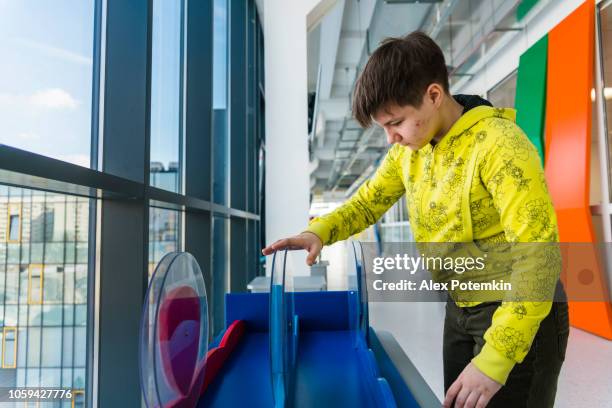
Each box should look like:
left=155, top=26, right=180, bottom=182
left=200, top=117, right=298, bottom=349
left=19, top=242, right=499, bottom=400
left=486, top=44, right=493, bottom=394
left=261, top=232, right=323, bottom=266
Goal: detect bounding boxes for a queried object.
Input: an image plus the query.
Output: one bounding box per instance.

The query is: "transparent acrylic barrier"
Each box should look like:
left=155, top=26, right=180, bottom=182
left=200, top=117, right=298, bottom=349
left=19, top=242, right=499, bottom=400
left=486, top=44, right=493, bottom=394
left=140, top=252, right=209, bottom=408
left=269, top=250, right=297, bottom=408
left=352, top=241, right=370, bottom=343
left=347, top=241, right=359, bottom=292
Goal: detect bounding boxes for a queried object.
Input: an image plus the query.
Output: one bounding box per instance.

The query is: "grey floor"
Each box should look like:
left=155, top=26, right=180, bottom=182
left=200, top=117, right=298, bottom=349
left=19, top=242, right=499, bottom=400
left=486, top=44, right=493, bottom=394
left=369, top=301, right=612, bottom=408
left=321, top=241, right=612, bottom=407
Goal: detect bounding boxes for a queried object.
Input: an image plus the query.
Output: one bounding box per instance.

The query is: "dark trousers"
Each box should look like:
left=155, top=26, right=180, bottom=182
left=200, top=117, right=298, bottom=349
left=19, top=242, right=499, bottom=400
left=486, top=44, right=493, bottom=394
left=443, top=296, right=569, bottom=407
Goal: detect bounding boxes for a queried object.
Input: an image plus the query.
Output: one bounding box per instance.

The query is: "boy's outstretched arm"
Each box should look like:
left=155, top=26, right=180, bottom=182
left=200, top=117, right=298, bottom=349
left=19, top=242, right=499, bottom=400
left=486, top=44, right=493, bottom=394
left=262, top=144, right=406, bottom=264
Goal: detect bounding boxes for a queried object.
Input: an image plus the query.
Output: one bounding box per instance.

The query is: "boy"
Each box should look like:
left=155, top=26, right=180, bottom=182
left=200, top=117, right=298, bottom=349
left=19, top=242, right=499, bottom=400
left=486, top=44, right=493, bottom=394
left=262, top=31, right=568, bottom=408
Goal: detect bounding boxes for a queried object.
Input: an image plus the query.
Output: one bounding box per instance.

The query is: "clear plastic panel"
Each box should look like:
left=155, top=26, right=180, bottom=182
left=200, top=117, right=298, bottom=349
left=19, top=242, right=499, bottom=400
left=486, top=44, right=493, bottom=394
left=140, top=252, right=209, bottom=408
left=348, top=241, right=360, bottom=345
left=347, top=241, right=359, bottom=292
left=269, top=250, right=296, bottom=408
left=352, top=241, right=370, bottom=342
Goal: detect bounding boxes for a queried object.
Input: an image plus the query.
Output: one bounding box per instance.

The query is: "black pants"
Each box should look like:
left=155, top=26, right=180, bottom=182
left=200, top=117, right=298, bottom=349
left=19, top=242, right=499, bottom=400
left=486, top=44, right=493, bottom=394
left=443, top=296, right=569, bottom=407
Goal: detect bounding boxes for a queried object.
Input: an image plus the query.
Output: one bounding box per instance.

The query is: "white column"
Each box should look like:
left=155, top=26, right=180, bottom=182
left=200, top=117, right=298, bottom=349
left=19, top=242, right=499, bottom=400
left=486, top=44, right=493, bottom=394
left=263, top=0, right=329, bottom=276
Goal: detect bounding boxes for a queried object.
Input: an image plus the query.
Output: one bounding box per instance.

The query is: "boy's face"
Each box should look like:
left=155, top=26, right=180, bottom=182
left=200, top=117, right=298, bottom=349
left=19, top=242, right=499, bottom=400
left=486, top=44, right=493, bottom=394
left=371, top=85, right=442, bottom=151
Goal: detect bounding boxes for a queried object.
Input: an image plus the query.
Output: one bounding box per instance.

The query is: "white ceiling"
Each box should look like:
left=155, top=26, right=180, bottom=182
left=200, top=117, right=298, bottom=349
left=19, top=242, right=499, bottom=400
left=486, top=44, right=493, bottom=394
left=308, top=0, right=431, bottom=198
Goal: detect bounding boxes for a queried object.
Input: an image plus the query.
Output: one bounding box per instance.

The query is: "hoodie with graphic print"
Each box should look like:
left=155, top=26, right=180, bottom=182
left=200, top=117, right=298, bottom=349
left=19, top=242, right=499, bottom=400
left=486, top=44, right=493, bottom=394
left=305, top=98, right=560, bottom=385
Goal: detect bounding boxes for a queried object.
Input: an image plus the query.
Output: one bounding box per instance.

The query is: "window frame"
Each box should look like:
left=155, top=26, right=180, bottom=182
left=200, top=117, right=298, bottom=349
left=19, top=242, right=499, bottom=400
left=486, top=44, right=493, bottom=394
left=2, top=326, right=17, bottom=369
left=6, top=203, right=22, bottom=243
left=27, top=264, right=44, bottom=305
left=72, top=389, right=85, bottom=408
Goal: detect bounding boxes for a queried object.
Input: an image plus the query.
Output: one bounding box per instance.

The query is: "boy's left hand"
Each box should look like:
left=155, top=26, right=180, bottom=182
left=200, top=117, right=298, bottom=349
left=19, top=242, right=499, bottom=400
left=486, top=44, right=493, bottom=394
left=443, top=362, right=502, bottom=408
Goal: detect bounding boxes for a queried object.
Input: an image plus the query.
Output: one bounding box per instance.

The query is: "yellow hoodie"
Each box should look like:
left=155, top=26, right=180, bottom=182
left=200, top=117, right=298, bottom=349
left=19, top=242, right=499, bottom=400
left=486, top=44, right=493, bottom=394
left=306, top=106, right=560, bottom=385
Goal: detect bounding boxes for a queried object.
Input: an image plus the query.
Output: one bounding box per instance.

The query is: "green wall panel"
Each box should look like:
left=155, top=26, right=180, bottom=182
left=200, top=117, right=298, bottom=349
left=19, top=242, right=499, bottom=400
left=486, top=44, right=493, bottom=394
left=515, top=34, right=548, bottom=165
left=517, top=0, right=539, bottom=21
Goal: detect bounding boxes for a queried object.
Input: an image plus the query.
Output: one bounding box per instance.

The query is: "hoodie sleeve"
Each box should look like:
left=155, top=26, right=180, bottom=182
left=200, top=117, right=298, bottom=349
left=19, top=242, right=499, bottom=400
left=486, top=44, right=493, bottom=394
left=305, top=145, right=406, bottom=245
left=471, top=117, right=561, bottom=385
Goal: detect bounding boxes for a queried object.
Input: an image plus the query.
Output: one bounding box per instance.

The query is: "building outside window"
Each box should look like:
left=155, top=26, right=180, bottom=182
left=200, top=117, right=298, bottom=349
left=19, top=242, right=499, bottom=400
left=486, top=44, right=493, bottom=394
left=0, top=186, right=89, bottom=407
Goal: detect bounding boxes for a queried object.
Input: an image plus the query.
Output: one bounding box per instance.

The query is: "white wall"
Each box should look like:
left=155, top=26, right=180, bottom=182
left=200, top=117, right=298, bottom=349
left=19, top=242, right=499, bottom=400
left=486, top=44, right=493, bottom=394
left=263, top=0, right=331, bottom=276
left=454, top=0, right=586, bottom=96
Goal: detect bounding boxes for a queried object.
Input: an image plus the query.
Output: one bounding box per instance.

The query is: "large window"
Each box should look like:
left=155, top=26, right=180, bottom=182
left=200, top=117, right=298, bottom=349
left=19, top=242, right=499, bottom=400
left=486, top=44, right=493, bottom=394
left=0, top=1, right=95, bottom=167
left=0, top=1, right=264, bottom=406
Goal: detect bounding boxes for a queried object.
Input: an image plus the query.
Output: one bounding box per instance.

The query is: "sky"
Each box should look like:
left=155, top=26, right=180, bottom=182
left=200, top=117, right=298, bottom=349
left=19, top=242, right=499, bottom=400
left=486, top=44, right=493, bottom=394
left=0, top=0, right=95, bottom=167
left=0, top=0, right=227, bottom=174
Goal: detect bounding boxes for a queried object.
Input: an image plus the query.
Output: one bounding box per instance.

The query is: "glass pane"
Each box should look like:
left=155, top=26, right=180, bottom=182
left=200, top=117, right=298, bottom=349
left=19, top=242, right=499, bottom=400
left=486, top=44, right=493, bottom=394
left=74, top=391, right=85, bottom=408
left=75, top=264, right=88, bottom=303
left=5, top=305, right=18, bottom=326
left=600, top=3, right=612, bottom=200
left=212, top=216, right=229, bottom=336
left=17, top=328, right=26, bottom=368
left=62, top=327, right=74, bottom=366
left=64, top=305, right=75, bottom=326
left=26, top=368, right=39, bottom=386
left=149, top=207, right=181, bottom=279
left=41, top=327, right=62, bottom=366
left=41, top=368, right=61, bottom=387
left=487, top=71, right=518, bottom=109
left=5, top=267, right=18, bottom=304
left=3, top=328, right=16, bottom=368
left=9, top=214, right=20, bottom=241
left=150, top=0, right=183, bottom=193
left=62, top=368, right=72, bottom=388
left=64, top=267, right=75, bottom=304
left=43, top=305, right=63, bottom=326
left=75, top=305, right=87, bottom=326
left=0, top=1, right=95, bottom=167
left=27, top=327, right=41, bottom=367
left=20, top=243, right=31, bottom=264
left=73, top=369, right=85, bottom=389
left=213, top=0, right=230, bottom=204
left=31, top=243, right=44, bottom=264
left=29, top=305, right=42, bottom=326
left=74, top=327, right=86, bottom=367
left=0, top=186, right=90, bottom=391
left=6, top=243, right=19, bottom=263
left=43, top=265, right=64, bottom=304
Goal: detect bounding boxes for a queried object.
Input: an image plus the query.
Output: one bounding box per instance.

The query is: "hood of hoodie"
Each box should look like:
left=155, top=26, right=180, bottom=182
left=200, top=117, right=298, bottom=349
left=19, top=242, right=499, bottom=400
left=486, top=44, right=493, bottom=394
left=423, top=95, right=513, bottom=149
left=453, top=94, right=493, bottom=114
left=445, top=98, right=516, bottom=140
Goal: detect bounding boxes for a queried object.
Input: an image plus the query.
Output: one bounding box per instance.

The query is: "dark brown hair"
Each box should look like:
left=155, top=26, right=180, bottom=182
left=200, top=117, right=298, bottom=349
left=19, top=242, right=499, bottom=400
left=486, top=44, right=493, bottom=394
left=352, top=31, right=449, bottom=128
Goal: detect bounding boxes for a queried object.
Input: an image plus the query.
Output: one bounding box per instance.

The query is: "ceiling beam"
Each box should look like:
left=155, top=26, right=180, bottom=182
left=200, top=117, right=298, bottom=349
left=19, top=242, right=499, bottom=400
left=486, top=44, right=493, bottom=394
left=318, top=0, right=346, bottom=99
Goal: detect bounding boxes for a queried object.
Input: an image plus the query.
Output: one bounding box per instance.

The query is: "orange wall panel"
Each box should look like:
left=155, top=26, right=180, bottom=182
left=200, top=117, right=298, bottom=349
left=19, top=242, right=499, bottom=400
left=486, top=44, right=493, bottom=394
left=545, top=0, right=612, bottom=339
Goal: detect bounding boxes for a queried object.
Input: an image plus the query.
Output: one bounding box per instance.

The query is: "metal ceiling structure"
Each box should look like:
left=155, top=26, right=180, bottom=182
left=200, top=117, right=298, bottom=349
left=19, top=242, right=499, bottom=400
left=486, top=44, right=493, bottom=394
left=307, top=0, right=526, bottom=203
